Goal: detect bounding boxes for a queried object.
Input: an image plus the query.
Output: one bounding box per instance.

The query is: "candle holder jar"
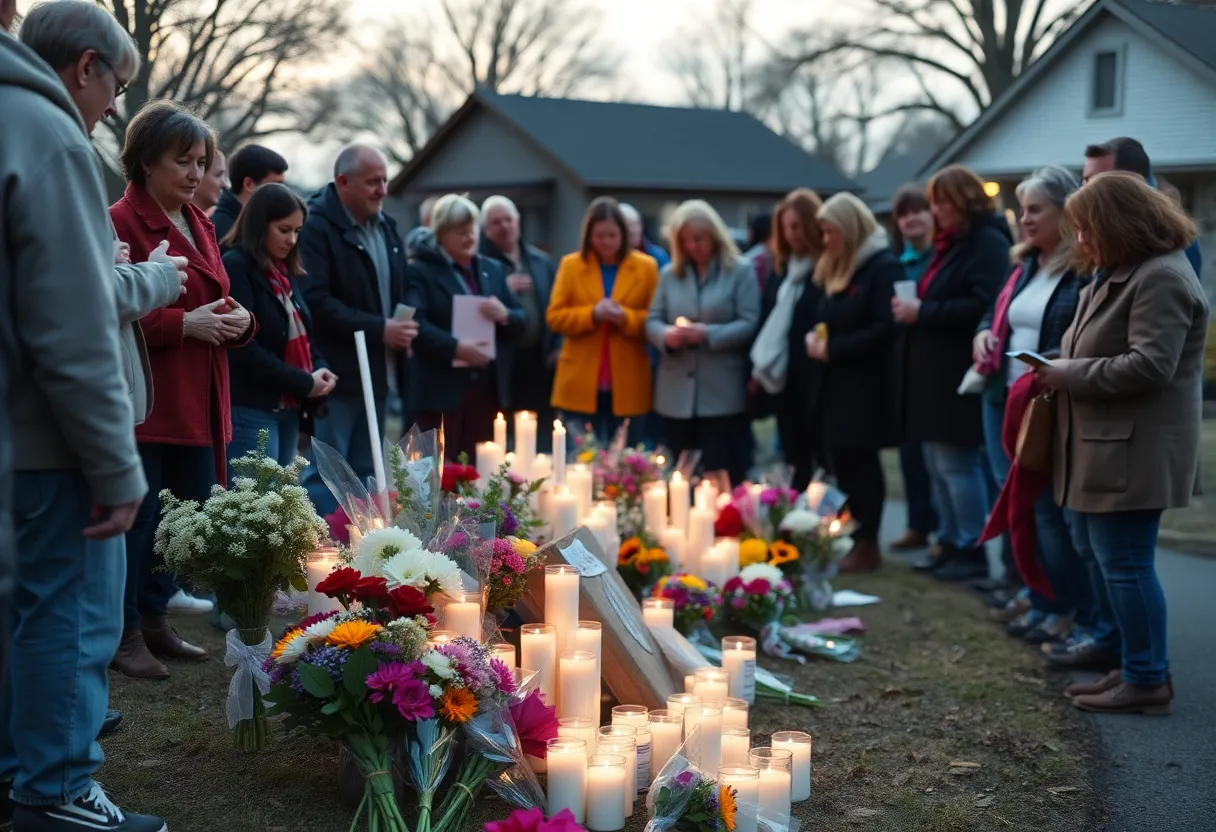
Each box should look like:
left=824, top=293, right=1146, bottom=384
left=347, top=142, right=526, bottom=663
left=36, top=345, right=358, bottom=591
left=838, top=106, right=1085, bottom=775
left=721, top=635, right=758, bottom=703
left=489, top=641, right=516, bottom=667
left=585, top=753, right=628, bottom=832
left=641, top=598, right=675, bottom=629
left=519, top=623, right=558, bottom=704
left=721, top=697, right=750, bottom=729
left=749, top=747, right=793, bottom=826
left=439, top=590, right=485, bottom=642
left=546, top=738, right=588, bottom=823
left=666, top=692, right=701, bottom=717
left=425, top=629, right=457, bottom=648
left=717, top=766, right=761, bottom=832
left=721, top=726, right=751, bottom=767
left=595, top=734, right=638, bottom=818
left=692, top=667, right=731, bottom=701
left=646, top=709, right=683, bottom=784
left=557, top=716, right=597, bottom=756
left=772, top=730, right=813, bottom=802
left=558, top=650, right=599, bottom=721
left=611, top=704, right=649, bottom=728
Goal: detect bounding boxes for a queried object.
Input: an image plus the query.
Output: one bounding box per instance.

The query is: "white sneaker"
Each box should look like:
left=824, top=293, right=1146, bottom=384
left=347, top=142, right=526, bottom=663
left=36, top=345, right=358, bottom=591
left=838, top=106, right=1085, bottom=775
left=166, top=589, right=213, bottom=615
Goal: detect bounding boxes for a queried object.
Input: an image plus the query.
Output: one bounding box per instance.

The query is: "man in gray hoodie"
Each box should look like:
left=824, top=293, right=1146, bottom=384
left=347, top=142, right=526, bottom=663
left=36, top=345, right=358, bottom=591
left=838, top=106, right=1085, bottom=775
left=0, top=3, right=168, bottom=830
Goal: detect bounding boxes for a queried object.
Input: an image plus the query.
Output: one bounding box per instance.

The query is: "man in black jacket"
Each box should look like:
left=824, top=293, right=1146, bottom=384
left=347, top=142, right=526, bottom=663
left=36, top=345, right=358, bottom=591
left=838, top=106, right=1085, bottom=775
left=211, top=143, right=289, bottom=243
left=299, top=145, right=416, bottom=514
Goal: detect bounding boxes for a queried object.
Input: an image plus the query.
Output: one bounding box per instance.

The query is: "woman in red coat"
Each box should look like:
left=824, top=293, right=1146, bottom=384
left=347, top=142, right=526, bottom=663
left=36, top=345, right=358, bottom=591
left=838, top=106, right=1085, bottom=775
left=110, top=101, right=255, bottom=679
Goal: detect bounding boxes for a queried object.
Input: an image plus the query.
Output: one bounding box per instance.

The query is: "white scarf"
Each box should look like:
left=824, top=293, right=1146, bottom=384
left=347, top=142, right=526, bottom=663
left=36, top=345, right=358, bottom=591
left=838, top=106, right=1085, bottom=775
left=750, top=255, right=814, bottom=395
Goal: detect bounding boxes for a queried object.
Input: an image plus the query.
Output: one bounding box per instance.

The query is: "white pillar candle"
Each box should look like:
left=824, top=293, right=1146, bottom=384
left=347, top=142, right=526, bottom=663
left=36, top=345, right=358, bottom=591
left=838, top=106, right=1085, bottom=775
left=494, top=411, right=508, bottom=449
left=530, top=455, right=552, bottom=516
left=558, top=716, right=598, bottom=758
left=721, top=727, right=751, bottom=767
left=717, top=537, right=741, bottom=580
left=659, top=526, right=686, bottom=569
left=721, top=698, right=749, bottom=729
left=685, top=674, right=697, bottom=693
left=558, top=650, right=598, bottom=720
left=594, top=500, right=618, bottom=532
left=475, top=441, right=505, bottom=485
left=643, top=482, right=667, bottom=537
left=512, top=411, right=537, bottom=479
left=544, top=565, right=580, bottom=652
left=611, top=704, right=649, bottom=729
left=646, top=710, right=683, bottom=784
left=692, top=667, right=730, bottom=703
left=489, top=641, right=516, bottom=667
left=701, top=543, right=731, bottom=593
left=669, top=472, right=690, bottom=533
left=546, top=738, right=587, bottom=822
left=567, top=464, right=594, bottom=521
left=440, top=591, right=483, bottom=642
left=520, top=624, right=557, bottom=706
left=550, top=486, right=579, bottom=539
left=666, top=693, right=701, bottom=718
left=632, top=724, right=652, bottom=793
left=772, top=731, right=812, bottom=802
left=585, top=754, right=627, bottom=832
left=600, top=723, right=648, bottom=796
left=722, top=636, right=757, bottom=704
left=574, top=620, right=603, bottom=715
left=583, top=510, right=612, bottom=553
left=641, top=598, right=674, bottom=629
left=751, top=748, right=793, bottom=825
left=552, top=420, right=567, bottom=486
left=306, top=548, right=344, bottom=615
left=718, top=766, right=760, bottom=832
left=684, top=704, right=722, bottom=777
left=695, top=480, right=717, bottom=511
left=596, top=731, right=637, bottom=817
left=686, top=507, right=715, bottom=576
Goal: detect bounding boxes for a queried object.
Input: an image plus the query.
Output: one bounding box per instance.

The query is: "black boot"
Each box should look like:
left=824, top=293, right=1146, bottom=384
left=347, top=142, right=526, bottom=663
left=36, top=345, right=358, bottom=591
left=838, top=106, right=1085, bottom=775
left=932, top=547, right=989, bottom=581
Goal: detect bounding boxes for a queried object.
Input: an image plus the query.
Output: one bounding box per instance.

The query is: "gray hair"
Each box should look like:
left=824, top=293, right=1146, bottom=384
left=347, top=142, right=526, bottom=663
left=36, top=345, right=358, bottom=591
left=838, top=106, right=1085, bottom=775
left=619, top=203, right=641, bottom=225
left=1014, top=165, right=1082, bottom=269
left=419, top=195, right=438, bottom=224
left=481, top=194, right=519, bottom=220
left=333, top=144, right=386, bottom=179
left=20, top=0, right=140, bottom=78
left=430, top=193, right=480, bottom=235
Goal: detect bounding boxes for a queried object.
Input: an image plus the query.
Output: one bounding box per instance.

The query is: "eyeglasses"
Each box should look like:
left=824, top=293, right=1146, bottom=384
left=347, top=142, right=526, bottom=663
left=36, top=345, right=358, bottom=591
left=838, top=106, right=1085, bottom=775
left=96, top=54, right=130, bottom=99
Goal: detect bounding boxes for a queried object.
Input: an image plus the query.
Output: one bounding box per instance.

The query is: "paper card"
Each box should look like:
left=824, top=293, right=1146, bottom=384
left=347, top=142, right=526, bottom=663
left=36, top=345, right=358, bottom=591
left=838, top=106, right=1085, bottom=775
left=1006, top=350, right=1050, bottom=368
left=393, top=303, right=416, bottom=321
left=560, top=539, right=607, bottom=578
left=451, top=295, right=495, bottom=367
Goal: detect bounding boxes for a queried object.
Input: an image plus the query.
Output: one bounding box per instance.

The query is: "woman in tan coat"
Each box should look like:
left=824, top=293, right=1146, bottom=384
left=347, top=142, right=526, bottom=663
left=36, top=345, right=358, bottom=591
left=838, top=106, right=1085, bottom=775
left=1036, top=172, right=1209, bottom=715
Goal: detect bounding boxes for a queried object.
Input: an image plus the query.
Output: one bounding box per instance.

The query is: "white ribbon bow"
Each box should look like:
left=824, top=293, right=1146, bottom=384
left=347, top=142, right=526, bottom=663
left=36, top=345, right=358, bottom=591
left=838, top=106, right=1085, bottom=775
left=224, top=628, right=273, bottom=728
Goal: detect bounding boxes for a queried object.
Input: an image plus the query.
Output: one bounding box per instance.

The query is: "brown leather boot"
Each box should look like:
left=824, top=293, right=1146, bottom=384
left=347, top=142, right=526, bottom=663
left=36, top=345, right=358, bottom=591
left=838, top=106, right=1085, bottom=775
left=142, top=614, right=209, bottom=661
left=110, top=627, right=170, bottom=679
left=1072, top=681, right=1173, bottom=715
left=1065, top=669, right=1122, bottom=698
left=889, top=529, right=929, bottom=550
left=838, top=539, right=881, bottom=573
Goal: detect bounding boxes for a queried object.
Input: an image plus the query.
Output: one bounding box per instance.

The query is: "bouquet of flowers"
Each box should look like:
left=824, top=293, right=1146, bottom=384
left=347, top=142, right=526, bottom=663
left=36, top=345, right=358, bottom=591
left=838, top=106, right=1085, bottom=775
left=647, top=768, right=738, bottom=832
left=574, top=421, right=668, bottom=539
left=652, top=573, right=720, bottom=638
left=721, top=563, right=797, bottom=659
left=779, top=508, right=855, bottom=611
left=155, top=430, right=327, bottom=751
left=617, top=535, right=672, bottom=597
left=484, top=807, right=584, bottom=832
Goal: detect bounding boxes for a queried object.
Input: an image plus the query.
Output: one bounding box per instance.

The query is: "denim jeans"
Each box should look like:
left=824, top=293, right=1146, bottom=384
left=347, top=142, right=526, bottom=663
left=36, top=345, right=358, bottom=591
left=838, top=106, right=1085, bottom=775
left=302, top=394, right=386, bottom=517
left=1064, top=509, right=1167, bottom=686
left=1035, top=495, right=1095, bottom=623
left=922, top=442, right=989, bottom=549
left=0, top=471, right=124, bottom=805
left=981, top=398, right=1019, bottom=580
left=228, top=405, right=302, bottom=474
left=123, top=444, right=215, bottom=629
left=898, top=441, right=937, bottom=535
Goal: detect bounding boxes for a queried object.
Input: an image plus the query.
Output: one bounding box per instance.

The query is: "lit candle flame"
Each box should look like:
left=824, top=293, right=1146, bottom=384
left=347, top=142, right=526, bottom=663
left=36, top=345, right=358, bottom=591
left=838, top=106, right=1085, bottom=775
left=554, top=419, right=563, bottom=430
left=829, top=519, right=842, bottom=534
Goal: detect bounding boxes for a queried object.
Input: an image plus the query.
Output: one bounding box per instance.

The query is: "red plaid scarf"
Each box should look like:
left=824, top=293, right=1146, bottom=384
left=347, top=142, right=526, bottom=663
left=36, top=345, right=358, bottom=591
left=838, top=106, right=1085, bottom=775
left=267, top=265, right=313, bottom=408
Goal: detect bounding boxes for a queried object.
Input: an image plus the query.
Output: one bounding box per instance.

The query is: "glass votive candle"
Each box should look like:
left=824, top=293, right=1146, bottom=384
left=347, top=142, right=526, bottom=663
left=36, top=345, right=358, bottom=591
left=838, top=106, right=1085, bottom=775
left=641, top=597, right=675, bottom=629
left=666, top=692, right=701, bottom=718
left=684, top=704, right=723, bottom=776
left=721, top=726, right=751, bottom=767
left=718, top=766, right=760, bottom=832
left=440, top=590, right=484, bottom=642
left=721, top=697, right=749, bottom=729
left=426, top=629, right=457, bottom=647
left=585, top=754, right=627, bottom=832
left=546, top=738, right=588, bottom=822
left=693, top=667, right=731, bottom=701
left=647, top=710, right=683, bottom=783
left=632, top=724, right=652, bottom=791
left=595, top=733, right=637, bottom=817
left=519, top=623, right=557, bottom=705
left=722, top=635, right=757, bottom=703
left=489, top=641, right=516, bottom=667
left=772, top=730, right=812, bottom=802
left=557, top=716, right=597, bottom=758
left=750, top=747, right=793, bottom=824
left=611, top=704, right=649, bottom=728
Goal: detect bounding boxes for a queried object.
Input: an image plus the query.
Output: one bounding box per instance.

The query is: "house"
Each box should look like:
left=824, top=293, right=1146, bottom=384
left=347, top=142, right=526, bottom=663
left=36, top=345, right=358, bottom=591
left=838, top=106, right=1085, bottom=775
left=855, top=141, right=942, bottom=220
left=921, top=0, right=1216, bottom=292
left=386, top=92, right=857, bottom=255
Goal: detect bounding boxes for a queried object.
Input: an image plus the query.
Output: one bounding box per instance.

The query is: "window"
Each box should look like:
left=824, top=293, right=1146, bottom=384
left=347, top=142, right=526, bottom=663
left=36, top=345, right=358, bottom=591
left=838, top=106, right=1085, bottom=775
left=1090, top=49, right=1123, bottom=114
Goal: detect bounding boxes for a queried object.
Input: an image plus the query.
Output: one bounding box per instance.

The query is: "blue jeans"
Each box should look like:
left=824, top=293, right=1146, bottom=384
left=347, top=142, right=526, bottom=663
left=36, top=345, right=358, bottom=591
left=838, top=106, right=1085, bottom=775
left=228, top=406, right=302, bottom=475
left=981, top=398, right=1019, bottom=580
left=1064, top=509, right=1167, bottom=686
left=922, top=442, right=989, bottom=549
left=898, top=441, right=937, bottom=535
left=302, top=394, right=386, bottom=517
left=0, top=471, right=124, bottom=804
left=124, top=444, right=214, bottom=629
left=1035, top=495, right=1095, bottom=622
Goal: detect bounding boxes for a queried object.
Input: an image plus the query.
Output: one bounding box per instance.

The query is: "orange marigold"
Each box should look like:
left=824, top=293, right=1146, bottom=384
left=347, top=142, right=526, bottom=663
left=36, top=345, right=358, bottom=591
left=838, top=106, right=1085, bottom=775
left=768, top=541, right=800, bottom=566
left=271, top=628, right=303, bottom=660
left=619, top=537, right=643, bottom=565
left=326, top=620, right=382, bottom=650
left=720, top=784, right=737, bottom=831
left=439, top=687, right=478, bottom=723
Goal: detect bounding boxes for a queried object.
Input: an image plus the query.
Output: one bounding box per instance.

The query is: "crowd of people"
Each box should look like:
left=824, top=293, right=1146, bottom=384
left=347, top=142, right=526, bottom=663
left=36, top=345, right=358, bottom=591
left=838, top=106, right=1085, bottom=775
left=0, top=0, right=1210, bottom=830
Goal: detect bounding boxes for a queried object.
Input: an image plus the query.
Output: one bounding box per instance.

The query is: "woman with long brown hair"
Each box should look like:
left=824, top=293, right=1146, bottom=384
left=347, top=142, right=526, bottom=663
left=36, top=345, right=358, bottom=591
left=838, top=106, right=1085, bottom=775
left=750, top=188, right=825, bottom=489
left=1036, top=172, right=1207, bottom=714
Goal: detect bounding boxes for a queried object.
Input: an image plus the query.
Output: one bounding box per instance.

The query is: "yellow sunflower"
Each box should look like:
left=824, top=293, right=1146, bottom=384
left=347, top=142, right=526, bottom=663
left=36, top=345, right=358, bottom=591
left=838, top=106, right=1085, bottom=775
left=326, top=620, right=382, bottom=650
left=678, top=574, right=708, bottom=592
left=639, top=547, right=669, bottom=564
left=739, top=538, right=769, bottom=567
left=439, top=687, right=478, bottom=723
left=768, top=541, right=801, bottom=566
left=577, top=449, right=596, bottom=463
left=720, top=785, right=738, bottom=831
left=271, top=628, right=303, bottom=660
left=619, top=537, right=643, bottom=565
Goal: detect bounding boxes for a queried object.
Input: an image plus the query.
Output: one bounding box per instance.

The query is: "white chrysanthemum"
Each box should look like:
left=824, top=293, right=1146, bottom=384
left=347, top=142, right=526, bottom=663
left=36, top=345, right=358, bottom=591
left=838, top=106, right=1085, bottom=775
left=278, top=632, right=311, bottom=664
left=303, top=616, right=339, bottom=642
left=380, top=550, right=430, bottom=590
left=423, top=551, right=464, bottom=598
left=422, top=651, right=455, bottom=679
left=354, top=527, right=425, bottom=577
left=779, top=509, right=821, bottom=534
left=739, top=562, right=784, bottom=586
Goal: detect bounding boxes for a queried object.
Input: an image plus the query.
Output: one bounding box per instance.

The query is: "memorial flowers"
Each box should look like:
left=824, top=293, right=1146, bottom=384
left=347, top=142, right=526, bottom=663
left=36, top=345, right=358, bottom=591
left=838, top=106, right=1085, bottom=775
left=652, top=573, right=721, bottom=637
left=721, top=563, right=796, bottom=633
left=617, top=535, right=673, bottom=596
left=647, top=767, right=737, bottom=832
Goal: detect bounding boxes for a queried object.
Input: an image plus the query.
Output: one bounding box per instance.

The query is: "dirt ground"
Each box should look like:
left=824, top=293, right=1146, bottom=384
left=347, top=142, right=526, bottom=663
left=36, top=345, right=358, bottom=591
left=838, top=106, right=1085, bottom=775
left=98, top=562, right=1103, bottom=832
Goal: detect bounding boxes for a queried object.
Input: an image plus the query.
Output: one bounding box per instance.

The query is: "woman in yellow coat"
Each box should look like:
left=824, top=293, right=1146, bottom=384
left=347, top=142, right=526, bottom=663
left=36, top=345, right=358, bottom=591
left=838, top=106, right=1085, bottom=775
left=548, top=197, right=659, bottom=443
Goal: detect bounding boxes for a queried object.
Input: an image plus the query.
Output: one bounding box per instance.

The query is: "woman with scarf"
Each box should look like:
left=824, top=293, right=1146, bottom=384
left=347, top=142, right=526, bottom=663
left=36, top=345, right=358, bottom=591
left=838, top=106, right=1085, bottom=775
left=972, top=166, right=1094, bottom=645
left=750, top=188, right=825, bottom=490
left=894, top=165, right=1009, bottom=582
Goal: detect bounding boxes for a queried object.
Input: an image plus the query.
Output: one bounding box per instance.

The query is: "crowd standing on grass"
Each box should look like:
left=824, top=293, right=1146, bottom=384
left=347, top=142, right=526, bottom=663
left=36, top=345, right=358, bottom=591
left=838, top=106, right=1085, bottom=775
left=0, top=0, right=1212, bottom=828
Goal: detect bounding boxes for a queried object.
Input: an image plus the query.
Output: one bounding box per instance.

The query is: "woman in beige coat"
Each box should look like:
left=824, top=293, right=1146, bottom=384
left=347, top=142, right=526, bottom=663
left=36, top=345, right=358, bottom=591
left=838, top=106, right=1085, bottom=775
left=1036, top=172, right=1209, bottom=715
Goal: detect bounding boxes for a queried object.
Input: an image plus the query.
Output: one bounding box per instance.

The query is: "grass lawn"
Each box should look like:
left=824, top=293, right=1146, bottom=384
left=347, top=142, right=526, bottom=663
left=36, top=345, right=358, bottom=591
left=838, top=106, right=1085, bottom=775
left=98, top=565, right=1102, bottom=832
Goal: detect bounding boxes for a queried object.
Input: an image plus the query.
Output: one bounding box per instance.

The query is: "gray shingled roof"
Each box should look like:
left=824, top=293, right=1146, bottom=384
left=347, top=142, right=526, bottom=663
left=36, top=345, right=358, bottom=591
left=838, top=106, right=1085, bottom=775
left=856, top=145, right=939, bottom=213
left=1119, top=0, right=1216, bottom=75
left=478, top=92, right=857, bottom=194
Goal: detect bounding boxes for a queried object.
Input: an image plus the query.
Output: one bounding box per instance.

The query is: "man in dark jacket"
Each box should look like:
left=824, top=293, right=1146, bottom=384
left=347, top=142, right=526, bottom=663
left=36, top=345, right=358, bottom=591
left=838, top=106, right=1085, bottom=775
left=211, top=143, right=289, bottom=243
left=299, top=145, right=416, bottom=514
left=478, top=195, right=559, bottom=450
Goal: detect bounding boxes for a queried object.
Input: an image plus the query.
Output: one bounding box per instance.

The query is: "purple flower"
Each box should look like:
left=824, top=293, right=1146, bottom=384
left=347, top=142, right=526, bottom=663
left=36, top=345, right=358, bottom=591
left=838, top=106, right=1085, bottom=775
left=370, top=641, right=403, bottom=657
left=394, top=678, right=435, bottom=721
left=438, top=637, right=492, bottom=691
left=499, top=504, right=519, bottom=536
left=759, top=488, right=782, bottom=507
left=488, top=657, right=517, bottom=694
left=443, top=531, right=469, bottom=551
left=675, top=770, right=696, bottom=788
left=367, top=662, right=434, bottom=720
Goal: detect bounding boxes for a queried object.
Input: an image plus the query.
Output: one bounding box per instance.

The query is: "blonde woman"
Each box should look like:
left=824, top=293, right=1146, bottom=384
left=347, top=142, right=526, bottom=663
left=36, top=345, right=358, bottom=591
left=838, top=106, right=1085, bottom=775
left=804, top=192, right=902, bottom=571
left=646, top=200, right=759, bottom=483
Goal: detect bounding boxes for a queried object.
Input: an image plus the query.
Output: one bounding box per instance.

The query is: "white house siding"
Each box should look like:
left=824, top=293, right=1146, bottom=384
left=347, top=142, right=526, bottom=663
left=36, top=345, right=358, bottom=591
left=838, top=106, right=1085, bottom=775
left=958, top=14, right=1216, bottom=175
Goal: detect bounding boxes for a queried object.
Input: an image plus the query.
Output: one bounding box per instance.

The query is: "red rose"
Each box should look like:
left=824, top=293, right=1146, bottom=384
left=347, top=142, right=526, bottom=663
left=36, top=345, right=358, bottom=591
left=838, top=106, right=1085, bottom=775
left=744, top=578, right=771, bottom=595
left=714, top=504, right=743, bottom=538
left=723, top=576, right=743, bottom=593
left=442, top=463, right=481, bottom=492
left=386, top=585, right=435, bottom=619
left=315, top=567, right=361, bottom=599
left=352, top=575, right=390, bottom=603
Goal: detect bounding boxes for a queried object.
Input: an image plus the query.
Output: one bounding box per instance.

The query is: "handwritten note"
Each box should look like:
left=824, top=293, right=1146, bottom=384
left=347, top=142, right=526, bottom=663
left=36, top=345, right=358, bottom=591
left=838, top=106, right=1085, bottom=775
left=559, top=539, right=607, bottom=578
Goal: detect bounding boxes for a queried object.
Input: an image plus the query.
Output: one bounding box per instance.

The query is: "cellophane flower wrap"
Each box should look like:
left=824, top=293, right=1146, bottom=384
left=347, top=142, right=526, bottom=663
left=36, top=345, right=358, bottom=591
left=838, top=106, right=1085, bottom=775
left=721, top=564, right=800, bottom=659
left=618, top=535, right=672, bottom=597
left=779, top=508, right=856, bottom=612
left=652, top=573, right=720, bottom=640
left=460, top=461, right=547, bottom=614
left=155, top=429, right=327, bottom=751
left=645, top=730, right=738, bottom=832
left=576, top=421, right=669, bottom=539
